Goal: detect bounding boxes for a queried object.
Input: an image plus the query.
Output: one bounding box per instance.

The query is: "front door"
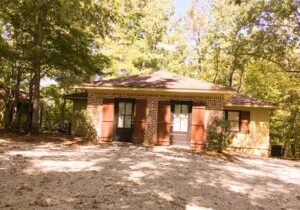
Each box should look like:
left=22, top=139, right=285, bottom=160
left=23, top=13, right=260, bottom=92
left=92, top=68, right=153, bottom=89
left=115, top=99, right=135, bottom=142
left=171, top=102, right=192, bottom=145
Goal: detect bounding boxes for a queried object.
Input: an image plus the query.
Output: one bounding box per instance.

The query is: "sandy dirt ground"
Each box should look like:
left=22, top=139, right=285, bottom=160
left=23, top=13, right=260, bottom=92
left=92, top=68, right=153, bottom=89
left=0, top=134, right=299, bottom=210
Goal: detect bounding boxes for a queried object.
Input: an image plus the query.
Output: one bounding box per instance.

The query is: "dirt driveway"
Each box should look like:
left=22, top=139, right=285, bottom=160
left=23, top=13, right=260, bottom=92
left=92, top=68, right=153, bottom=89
left=0, top=134, right=299, bottom=210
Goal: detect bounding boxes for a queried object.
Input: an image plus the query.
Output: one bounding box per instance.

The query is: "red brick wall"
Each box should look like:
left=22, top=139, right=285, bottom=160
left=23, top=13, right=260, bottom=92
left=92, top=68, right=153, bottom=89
left=86, top=91, right=225, bottom=145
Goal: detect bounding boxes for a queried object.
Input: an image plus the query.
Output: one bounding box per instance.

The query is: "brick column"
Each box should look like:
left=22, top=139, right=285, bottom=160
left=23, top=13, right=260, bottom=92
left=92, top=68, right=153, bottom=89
left=86, top=92, right=103, bottom=140
left=145, top=97, right=158, bottom=145
left=203, top=97, right=225, bottom=143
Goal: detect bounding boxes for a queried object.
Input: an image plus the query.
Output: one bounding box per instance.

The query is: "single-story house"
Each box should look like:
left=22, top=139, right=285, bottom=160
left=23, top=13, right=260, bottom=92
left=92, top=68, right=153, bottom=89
left=67, top=71, right=274, bottom=157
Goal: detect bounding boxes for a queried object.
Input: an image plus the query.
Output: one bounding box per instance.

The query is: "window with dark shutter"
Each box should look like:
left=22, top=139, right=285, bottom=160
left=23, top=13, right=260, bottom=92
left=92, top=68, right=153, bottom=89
left=224, top=110, right=250, bottom=133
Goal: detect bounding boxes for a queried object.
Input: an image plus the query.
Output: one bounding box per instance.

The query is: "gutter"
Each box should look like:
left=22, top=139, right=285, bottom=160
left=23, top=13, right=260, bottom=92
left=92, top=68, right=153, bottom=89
left=225, top=103, right=275, bottom=109
left=75, top=85, right=236, bottom=96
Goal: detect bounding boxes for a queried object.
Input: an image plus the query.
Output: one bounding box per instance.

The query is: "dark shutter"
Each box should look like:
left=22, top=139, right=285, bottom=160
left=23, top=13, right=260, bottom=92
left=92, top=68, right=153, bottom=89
left=101, top=98, right=114, bottom=141
left=132, top=99, right=147, bottom=144
left=157, top=101, right=171, bottom=145
left=190, top=103, right=205, bottom=147
left=240, top=111, right=250, bottom=133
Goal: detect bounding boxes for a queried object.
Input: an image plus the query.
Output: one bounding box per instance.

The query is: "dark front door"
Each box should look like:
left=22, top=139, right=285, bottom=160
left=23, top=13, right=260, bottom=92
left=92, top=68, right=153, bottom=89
left=115, top=99, right=135, bottom=142
left=171, top=101, right=192, bottom=145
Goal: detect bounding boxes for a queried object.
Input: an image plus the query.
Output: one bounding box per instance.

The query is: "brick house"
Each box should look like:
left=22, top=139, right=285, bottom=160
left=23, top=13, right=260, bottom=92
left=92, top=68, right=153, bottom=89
left=67, top=71, right=274, bottom=157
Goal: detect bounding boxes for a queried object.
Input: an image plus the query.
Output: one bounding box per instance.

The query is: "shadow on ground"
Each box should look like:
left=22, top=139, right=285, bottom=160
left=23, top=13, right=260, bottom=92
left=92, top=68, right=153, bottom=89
left=0, top=134, right=299, bottom=210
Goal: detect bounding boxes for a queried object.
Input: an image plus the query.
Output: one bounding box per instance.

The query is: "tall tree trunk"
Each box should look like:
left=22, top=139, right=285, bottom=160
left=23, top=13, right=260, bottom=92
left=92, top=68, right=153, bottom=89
left=12, top=64, right=22, bottom=129
left=228, top=69, right=235, bottom=87
left=237, top=67, right=244, bottom=93
left=30, top=0, right=45, bottom=135
left=228, top=52, right=238, bottom=88
left=4, top=101, right=13, bottom=131
left=60, top=98, right=66, bottom=129
left=4, top=63, right=18, bottom=131
left=213, top=45, right=220, bottom=83
left=26, top=76, right=33, bottom=133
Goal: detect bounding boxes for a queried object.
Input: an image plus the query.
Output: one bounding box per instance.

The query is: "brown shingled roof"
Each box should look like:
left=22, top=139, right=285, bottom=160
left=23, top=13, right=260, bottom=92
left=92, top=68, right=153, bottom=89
left=226, top=94, right=274, bottom=107
left=80, top=71, right=234, bottom=92
left=65, top=91, right=274, bottom=108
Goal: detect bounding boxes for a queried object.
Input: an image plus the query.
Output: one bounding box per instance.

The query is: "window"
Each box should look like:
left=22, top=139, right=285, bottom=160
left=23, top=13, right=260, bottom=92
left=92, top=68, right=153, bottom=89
left=173, top=104, right=189, bottom=132
left=226, top=111, right=240, bottom=132
left=225, top=110, right=250, bottom=133
left=117, top=101, right=133, bottom=128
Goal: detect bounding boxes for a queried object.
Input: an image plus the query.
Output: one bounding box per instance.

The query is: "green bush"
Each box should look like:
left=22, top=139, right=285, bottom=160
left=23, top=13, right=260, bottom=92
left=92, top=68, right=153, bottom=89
left=207, top=117, right=233, bottom=152
left=72, top=110, right=97, bottom=141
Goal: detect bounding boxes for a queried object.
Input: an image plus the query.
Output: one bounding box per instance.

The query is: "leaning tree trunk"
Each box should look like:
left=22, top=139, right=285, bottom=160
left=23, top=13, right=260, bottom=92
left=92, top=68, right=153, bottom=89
left=30, top=0, right=45, bottom=135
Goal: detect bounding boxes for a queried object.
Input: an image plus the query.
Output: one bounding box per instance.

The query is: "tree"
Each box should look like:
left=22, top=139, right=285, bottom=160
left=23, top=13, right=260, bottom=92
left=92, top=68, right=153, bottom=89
left=198, top=0, right=300, bottom=157
left=185, top=0, right=210, bottom=73
left=99, top=0, right=176, bottom=77
left=0, top=0, right=117, bottom=134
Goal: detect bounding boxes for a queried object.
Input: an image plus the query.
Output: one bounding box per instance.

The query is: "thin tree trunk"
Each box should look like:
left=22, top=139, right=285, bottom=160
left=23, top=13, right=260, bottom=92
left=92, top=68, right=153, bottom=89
left=237, top=67, right=244, bottom=93
left=26, top=76, right=33, bottom=133
left=197, top=56, right=202, bottom=72
left=228, top=69, right=235, bottom=87
left=12, top=64, right=22, bottom=129
left=213, top=46, right=220, bottom=83
left=30, top=0, right=45, bottom=135
left=31, top=65, right=41, bottom=135
left=60, top=98, right=66, bottom=129
left=228, top=52, right=238, bottom=88
left=4, top=101, right=13, bottom=131
left=5, top=32, right=20, bottom=130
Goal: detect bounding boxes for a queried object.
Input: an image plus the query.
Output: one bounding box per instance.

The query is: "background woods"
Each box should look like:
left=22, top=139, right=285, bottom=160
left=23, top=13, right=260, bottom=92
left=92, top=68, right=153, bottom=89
left=0, top=0, right=117, bottom=134
left=0, top=0, right=299, bottom=157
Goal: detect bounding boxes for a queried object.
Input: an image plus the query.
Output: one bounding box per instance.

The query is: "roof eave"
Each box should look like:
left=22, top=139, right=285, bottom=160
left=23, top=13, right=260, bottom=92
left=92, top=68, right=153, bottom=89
left=225, top=103, right=276, bottom=109
left=65, top=97, right=87, bottom=100
left=75, top=85, right=236, bottom=95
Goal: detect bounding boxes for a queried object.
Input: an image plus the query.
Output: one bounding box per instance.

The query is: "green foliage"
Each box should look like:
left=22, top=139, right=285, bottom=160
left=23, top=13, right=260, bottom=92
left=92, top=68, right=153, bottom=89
left=0, top=0, right=117, bottom=85
left=207, top=117, right=234, bottom=152
left=0, top=0, right=118, bottom=133
left=191, top=0, right=300, bottom=157
left=198, top=0, right=299, bottom=87
left=99, top=0, right=189, bottom=77
left=72, top=109, right=97, bottom=141
left=0, top=0, right=299, bottom=148
left=41, top=85, right=72, bottom=131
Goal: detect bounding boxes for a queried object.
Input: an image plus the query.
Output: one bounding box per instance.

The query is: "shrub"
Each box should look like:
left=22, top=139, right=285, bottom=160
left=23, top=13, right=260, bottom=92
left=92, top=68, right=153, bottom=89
left=72, top=110, right=97, bottom=141
left=206, top=117, right=233, bottom=152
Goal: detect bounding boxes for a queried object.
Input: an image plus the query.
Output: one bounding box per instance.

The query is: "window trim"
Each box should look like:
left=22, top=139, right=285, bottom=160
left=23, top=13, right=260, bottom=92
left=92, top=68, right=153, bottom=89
left=170, top=100, right=192, bottom=135
left=173, top=103, right=189, bottom=132
left=225, top=110, right=240, bottom=132
left=117, top=101, right=133, bottom=128
left=115, top=98, right=135, bottom=129
left=224, top=110, right=250, bottom=133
